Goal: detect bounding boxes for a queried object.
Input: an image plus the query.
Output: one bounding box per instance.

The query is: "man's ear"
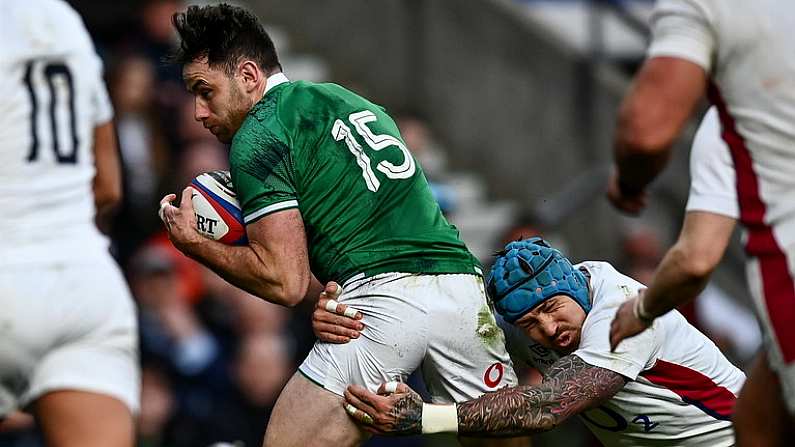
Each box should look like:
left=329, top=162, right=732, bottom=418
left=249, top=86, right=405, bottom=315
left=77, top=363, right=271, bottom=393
left=238, top=60, right=263, bottom=93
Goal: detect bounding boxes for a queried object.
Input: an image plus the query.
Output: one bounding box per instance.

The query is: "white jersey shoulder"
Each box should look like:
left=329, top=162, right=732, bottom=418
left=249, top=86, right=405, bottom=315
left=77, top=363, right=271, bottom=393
left=500, top=261, right=744, bottom=447
left=0, top=0, right=114, bottom=263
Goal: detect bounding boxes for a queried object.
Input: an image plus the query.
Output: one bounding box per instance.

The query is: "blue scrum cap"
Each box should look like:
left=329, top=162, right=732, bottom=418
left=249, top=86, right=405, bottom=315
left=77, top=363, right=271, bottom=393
left=487, top=237, right=591, bottom=323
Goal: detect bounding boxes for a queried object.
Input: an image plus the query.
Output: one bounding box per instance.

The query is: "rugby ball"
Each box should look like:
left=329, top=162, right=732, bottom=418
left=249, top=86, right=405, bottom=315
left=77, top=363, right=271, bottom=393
left=190, top=171, right=248, bottom=245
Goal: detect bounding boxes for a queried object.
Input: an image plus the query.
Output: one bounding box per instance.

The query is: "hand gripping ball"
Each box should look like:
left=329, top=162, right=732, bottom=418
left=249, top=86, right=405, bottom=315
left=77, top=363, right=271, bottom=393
left=190, top=170, right=248, bottom=246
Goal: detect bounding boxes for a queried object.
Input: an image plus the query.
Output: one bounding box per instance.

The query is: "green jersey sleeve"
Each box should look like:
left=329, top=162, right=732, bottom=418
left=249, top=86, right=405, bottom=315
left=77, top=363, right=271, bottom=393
left=230, top=113, right=299, bottom=224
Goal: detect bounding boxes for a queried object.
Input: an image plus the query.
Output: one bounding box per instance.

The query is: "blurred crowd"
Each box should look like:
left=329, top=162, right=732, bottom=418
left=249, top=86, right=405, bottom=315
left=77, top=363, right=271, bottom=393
left=0, top=1, right=761, bottom=446
left=0, top=1, right=453, bottom=446
left=2, top=1, right=308, bottom=446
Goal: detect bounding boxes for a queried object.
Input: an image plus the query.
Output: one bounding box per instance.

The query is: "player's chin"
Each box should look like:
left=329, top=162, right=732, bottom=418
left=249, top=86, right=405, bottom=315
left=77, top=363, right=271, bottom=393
left=215, top=131, right=233, bottom=144
left=554, top=331, right=578, bottom=353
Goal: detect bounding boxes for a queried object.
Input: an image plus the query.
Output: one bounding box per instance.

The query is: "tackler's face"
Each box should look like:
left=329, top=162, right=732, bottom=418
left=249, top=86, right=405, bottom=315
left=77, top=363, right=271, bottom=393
left=183, top=57, right=252, bottom=144
left=514, top=295, right=587, bottom=355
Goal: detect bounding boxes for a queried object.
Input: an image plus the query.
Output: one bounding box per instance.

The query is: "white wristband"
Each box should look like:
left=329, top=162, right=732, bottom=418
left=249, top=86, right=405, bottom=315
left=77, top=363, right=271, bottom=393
left=421, top=404, right=458, bottom=434
left=633, top=291, right=655, bottom=325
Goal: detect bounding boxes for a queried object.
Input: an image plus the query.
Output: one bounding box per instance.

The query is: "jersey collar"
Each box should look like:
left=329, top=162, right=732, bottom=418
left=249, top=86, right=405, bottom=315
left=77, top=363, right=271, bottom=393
left=264, top=72, right=290, bottom=95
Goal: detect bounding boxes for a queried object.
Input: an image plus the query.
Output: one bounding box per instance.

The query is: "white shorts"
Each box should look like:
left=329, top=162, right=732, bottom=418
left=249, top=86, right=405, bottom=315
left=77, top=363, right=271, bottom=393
left=299, top=273, right=517, bottom=403
left=745, top=239, right=795, bottom=415
left=0, top=254, right=140, bottom=417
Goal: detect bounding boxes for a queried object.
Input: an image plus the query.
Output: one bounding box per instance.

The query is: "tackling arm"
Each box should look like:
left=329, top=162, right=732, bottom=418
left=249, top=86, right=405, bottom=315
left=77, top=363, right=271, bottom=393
left=344, top=355, right=626, bottom=437
left=457, top=355, right=626, bottom=437
left=160, top=188, right=311, bottom=307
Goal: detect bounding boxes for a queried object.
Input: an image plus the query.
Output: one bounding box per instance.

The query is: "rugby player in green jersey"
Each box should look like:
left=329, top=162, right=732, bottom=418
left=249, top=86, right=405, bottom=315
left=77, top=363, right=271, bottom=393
left=158, top=4, right=521, bottom=447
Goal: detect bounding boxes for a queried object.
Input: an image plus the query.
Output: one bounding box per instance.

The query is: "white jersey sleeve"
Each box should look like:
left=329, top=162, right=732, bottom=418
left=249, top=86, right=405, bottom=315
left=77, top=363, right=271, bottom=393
left=647, top=0, right=716, bottom=71
left=90, top=63, right=113, bottom=126
left=573, top=263, right=658, bottom=380
left=685, top=108, right=738, bottom=218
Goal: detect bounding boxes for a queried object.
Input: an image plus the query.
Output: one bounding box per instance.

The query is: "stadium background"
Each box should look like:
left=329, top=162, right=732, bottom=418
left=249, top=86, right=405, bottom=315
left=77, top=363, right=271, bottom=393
left=1, top=1, right=762, bottom=446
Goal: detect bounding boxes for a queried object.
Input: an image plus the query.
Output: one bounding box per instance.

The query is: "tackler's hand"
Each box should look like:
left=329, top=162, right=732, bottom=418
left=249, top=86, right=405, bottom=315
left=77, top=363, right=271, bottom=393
left=609, top=293, right=652, bottom=352
left=312, top=282, right=364, bottom=343
left=343, top=382, right=423, bottom=436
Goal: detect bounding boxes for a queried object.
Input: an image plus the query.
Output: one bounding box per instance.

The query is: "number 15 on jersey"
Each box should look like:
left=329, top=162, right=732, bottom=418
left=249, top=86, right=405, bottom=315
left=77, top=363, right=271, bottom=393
left=332, top=110, right=416, bottom=192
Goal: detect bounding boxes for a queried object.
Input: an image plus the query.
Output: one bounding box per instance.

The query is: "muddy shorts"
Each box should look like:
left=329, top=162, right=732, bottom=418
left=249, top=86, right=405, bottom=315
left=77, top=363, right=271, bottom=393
left=299, top=272, right=517, bottom=403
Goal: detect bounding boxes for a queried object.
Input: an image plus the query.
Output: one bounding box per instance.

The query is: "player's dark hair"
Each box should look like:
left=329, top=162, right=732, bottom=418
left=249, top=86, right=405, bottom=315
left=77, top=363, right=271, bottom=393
left=170, top=3, right=281, bottom=74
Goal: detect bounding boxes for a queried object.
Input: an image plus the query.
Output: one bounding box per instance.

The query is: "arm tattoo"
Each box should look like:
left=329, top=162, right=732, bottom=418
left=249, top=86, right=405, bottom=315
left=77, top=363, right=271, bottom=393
left=388, top=390, right=424, bottom=434
left=457, top=355, right=627, bottom=437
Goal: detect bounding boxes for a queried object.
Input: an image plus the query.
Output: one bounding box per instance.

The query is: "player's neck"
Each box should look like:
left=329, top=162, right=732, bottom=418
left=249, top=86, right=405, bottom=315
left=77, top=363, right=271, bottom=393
left=258, top=69, right=283, bottom=100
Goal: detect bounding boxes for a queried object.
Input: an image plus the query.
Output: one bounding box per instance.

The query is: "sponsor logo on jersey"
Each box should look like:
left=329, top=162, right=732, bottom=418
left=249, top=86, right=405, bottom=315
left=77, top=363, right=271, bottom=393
left=484, top=362, right=505, bottom=388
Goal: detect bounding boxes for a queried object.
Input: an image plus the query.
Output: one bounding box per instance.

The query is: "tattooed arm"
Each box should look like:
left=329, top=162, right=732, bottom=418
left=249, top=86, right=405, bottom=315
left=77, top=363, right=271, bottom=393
left=457, top=354, right=627, bottom=437
left=343, top=354, right=626, bottom=437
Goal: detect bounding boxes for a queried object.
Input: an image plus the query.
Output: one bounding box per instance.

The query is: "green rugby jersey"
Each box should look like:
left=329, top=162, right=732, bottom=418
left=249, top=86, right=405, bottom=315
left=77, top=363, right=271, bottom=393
left=229, top=75, right=480, bottom=284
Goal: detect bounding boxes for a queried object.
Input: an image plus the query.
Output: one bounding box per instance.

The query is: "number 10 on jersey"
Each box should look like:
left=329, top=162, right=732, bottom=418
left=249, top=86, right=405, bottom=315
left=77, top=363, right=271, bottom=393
left=332, top=110, right=416, bottom=192
left=23, top=60, right=78, bottom=164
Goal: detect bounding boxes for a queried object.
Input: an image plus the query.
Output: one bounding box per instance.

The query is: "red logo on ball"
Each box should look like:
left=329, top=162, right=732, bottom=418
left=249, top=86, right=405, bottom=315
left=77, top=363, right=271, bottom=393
left=484, top=363, right=504, bottom=388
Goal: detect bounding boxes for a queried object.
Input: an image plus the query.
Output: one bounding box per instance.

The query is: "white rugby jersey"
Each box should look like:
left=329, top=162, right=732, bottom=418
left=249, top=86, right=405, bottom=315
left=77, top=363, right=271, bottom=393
left=0, top=0, right=114, bottom=263
left=685, top=108, right=738, bottom=219
left=648, top=0, right=795, bottom=251
left=500, top=261, right=745, bottom=447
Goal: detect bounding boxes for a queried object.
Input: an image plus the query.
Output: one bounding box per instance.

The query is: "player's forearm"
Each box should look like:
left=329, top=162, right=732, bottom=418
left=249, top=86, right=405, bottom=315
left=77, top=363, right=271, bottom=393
left=456, top=384, right=559, bottom=437
left=614, top=95, right=674, bottom=194
left=614, top=92, right=674, bottom=194
left=185, top=238, right=309, bottom=306
left=614, top=57, right=706, bottom=194
left=456, top=355, right=625, bottom=437
left=92, top=122, right=122, bottom=228
left=640, top=211, right=735, bottom=318
left=641, top=245, right=712, bottom=318
left=614, top=148, right=672, bottom=196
